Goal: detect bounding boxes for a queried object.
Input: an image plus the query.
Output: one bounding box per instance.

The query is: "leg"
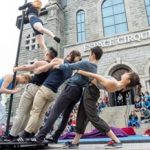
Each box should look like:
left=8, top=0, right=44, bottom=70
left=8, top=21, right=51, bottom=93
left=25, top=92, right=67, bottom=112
left=83, top=85, right=120, bottom=143
left=0, top=99, right=6, bottom=125
left=52, top=99, right=80, bottom=142
left=36, top=34, right=48, bottom=52
left=33, top=22, right=60, bottom=43
left=71, top=93, right=89, bottom=145
left=35, top=102, right=53, bottom=133
left=33, top=22, right=55, bottom=37
left=36, top=85, right=82, bottom=142
left=25, top=86, right=55, bottom=134
left=10, top=84, right=39, bottom=137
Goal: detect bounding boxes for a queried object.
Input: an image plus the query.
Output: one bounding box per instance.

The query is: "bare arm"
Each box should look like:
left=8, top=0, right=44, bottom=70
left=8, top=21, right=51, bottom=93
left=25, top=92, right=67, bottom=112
left=78, top=70, right=119, bottom=92
left=0, top=75, right=21, bottom=94
left=13, top=61, right=48, bottom=72
left=34, top=58, right=64, bottom=74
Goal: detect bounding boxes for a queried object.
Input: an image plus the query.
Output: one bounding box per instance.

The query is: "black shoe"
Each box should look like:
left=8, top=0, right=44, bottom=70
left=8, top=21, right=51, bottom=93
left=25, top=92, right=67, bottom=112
left=30, top=137, right=48, bottom=146
left=45, top=136, right=58, bottom=143
left=0, top=136, right=5, bottom=141
left=63, top=141, right=79, bottom=149
left=20, top=130, right=33, bottom=138
left=54, top=36, right=60, bottom=43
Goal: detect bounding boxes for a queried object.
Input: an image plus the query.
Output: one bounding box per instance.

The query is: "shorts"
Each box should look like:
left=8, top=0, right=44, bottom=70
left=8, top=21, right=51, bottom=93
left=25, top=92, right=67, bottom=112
left=29, top=16, right=43, bottom=35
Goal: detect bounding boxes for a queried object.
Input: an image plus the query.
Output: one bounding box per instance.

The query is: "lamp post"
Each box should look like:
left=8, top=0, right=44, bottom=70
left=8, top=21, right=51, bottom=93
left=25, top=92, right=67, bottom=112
left=5, top=0, right=28, bottom=136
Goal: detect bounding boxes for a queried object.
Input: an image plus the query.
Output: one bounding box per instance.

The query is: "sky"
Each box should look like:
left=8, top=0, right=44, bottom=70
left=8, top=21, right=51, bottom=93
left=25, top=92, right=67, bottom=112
left=0, top=0, right=47, bottom=78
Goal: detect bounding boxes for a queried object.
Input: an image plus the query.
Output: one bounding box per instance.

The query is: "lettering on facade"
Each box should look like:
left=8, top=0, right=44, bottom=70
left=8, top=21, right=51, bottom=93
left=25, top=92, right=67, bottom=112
left=84, top=30, right=150, bottom=51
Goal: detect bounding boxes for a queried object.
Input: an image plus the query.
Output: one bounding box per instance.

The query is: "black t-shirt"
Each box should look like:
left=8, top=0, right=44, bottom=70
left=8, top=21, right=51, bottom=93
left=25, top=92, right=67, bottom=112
left=31, top=71, right=49, bottom=86
left=19, top=2, right=39, bottom=17
left=43, top=60, right=73, bottom=93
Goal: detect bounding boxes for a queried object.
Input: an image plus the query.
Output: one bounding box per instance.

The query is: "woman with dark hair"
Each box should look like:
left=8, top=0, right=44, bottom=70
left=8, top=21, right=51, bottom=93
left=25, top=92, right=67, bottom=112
left=76, top=70, right=141, bottom=93
left=64, top=71, right=141, bottom=149
left=18, top=0, right=60, bottom=52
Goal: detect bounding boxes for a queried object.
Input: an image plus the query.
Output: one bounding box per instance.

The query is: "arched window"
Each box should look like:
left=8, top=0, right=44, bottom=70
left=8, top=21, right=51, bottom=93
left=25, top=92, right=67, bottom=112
left=145, top=0, right=150, bottom=25
left=102, top=0, right=128, bottom=36
left=76, top=10, right=86, bottom=43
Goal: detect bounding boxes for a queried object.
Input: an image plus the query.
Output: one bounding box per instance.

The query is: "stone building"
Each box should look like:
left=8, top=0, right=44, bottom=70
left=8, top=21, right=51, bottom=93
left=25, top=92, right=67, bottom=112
left=9, top=0, right=150, bottom=128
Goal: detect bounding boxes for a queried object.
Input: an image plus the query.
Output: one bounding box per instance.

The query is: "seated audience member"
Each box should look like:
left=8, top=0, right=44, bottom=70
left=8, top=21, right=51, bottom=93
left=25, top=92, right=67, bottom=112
left=128, top=111, right=140, bottom=128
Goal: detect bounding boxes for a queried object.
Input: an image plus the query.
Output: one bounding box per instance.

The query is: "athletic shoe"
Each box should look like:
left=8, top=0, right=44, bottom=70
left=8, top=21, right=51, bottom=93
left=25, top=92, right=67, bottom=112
left=104, top=140, right=122, bottom=149
left=54, top=36, right=60, bottom=43
left=30, top=137, right=48, bottom=146
left=45, top=136, right=58, bottom=143
left=63, top=141, right=79, bottom=149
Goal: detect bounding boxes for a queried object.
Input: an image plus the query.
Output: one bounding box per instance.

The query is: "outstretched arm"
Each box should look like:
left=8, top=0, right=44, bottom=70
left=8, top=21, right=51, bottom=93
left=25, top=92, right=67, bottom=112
left=55, top=61, right=88, bottom=71
left=78, top=70, right=108, bottom=85
left=13, top=60, right=48, bottom=72
left=34, top=58, right=64, bottom=74
left=78, top=70, right=118, bottom=92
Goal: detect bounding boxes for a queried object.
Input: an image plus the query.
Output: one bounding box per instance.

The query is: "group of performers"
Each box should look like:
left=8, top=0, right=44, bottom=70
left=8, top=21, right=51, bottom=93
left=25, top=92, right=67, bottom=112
left=0, top=0, right=142, bottom=149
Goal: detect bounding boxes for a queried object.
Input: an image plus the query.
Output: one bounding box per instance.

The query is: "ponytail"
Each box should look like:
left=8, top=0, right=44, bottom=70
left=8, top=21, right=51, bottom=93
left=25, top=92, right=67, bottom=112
left=136, top=83, right=142, bottom=96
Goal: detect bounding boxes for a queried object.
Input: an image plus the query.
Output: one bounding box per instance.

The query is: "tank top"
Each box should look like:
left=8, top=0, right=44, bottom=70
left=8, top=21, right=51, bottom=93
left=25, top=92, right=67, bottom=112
left=31, top=71, right=49, bottom=86
left=0, top=78, right=13, bottom=90
left=30, top=60, right=50, bottom=86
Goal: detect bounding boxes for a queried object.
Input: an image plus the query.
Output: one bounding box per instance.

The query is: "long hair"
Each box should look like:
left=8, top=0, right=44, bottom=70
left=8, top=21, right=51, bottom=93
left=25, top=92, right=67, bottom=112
left=126, top=72, right=141, bottom=95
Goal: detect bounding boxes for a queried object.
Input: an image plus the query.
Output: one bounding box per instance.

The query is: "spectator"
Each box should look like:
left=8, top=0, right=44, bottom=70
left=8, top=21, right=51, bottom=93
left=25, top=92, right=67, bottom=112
left=117, top=93, right=123, bottom=106
left=128, top=111, right=140, bottom=128
left=134, top=97, right=143, bottom=111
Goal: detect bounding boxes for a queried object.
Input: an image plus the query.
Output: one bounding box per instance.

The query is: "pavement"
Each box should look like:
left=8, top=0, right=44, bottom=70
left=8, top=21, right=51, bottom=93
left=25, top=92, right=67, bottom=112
left=44, top=143, right=150, bottom=150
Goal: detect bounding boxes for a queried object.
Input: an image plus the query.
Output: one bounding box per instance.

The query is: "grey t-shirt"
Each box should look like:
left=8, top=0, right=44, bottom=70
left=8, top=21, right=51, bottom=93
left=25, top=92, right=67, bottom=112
left=59, top=61, right=97, bottom=87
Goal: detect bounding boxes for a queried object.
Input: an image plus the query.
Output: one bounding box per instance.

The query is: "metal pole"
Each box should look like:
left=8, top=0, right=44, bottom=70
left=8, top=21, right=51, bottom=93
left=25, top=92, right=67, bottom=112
left=5, top=0, right=28, bottom=136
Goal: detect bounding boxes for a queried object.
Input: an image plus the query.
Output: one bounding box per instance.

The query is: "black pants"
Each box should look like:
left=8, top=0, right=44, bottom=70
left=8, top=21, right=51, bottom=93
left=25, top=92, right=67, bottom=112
left=36, top=85, right=83, bottom=141
left=76, top=84, right=110, bottom=134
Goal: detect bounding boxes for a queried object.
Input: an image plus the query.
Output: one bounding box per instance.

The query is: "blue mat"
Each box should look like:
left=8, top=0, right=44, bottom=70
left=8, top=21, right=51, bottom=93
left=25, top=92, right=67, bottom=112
left=58, top=135, right=150, bottom=144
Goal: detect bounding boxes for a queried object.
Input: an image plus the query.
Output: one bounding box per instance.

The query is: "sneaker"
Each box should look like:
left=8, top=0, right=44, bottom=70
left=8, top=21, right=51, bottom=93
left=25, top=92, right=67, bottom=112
left=53, top=36, right=60, bottom=43
left=20, top=130, right=32, bottom=138
left=16, top=137, right=26, bottom=142
left=105, top=140, right=122, bottom=149
left=63, top=141, right=79, bottom=149
left=30, top=137, right=48, bottom=146
left=45, top=136, right=58, bottom=143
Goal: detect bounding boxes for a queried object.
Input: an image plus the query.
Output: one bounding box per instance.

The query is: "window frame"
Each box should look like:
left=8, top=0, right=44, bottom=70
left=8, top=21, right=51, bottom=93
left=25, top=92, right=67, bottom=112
left=76, top=10, right=86, bottom=43
left=101, top=0, right=128, bottom=37
left=144, top=0, right=150, bottom=25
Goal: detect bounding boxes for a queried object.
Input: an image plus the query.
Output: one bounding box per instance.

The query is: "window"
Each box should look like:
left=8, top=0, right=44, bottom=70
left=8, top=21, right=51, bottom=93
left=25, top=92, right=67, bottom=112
left=102, top=0, right=128, bottom=36
left=145, top=0, right=150, bottom=25
left=25, top=34, right=38, bottom=50
left=76, top=10, right=86, bottom=43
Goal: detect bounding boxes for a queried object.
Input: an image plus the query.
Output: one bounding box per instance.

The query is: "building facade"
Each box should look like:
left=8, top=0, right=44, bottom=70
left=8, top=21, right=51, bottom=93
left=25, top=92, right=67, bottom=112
left=63, top=0, right=150, bottom=106
left=13, top=0, right=150, bottom=112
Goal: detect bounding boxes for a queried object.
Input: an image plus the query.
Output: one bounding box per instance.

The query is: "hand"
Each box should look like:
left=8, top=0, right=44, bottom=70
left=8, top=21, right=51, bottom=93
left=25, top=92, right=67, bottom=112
left=34, top=69, right=40, bottom=74
left=53, top=64, right=60, bottom=69
left=0, top=88, right=4, bottom=93
left=13, top=88, right=22, bottom=94
left=13, top=67, right=18, bottom=72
